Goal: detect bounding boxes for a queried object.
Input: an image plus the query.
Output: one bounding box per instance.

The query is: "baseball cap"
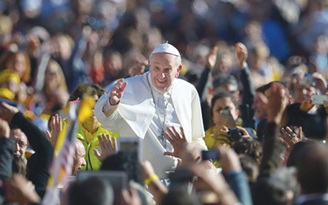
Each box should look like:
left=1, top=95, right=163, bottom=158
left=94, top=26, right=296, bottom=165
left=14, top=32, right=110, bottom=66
left=150, top=42, right=180, bottom=57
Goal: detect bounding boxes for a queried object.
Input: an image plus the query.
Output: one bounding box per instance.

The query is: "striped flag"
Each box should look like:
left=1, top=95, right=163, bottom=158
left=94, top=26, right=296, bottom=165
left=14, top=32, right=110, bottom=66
left=42, top=98, right=94, bottom=205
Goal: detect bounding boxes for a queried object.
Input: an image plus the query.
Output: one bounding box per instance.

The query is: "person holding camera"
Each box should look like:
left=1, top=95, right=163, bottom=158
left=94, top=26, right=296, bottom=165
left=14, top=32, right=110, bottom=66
left=203, top=90, right=257, bottom=150
left=94, top=42, right=207, bottom=179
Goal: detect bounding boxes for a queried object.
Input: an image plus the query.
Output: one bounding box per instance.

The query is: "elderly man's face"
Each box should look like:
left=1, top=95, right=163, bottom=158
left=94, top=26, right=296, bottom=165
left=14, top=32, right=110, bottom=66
left=149, top=53, right=182, bottom=92
left=72, top=139, right=86, bottom=176
left=10, top=129, right=28, bottom=158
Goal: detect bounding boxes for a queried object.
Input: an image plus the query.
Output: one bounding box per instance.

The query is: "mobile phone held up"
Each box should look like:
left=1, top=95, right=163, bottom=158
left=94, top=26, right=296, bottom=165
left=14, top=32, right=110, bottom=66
left=218, top=109, right=236, bottom=129
left=311, top=95, right=328, bottom=105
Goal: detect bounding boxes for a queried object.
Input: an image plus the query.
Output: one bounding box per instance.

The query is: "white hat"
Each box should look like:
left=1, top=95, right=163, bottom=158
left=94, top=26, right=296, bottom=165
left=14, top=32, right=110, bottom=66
left=150, top=42, right=180, bottom=57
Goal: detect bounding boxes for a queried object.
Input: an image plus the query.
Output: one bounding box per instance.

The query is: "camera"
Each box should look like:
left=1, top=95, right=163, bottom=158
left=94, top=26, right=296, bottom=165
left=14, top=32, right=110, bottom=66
left=201, top=149, right=220, bottom=161
left=227, top=128, right=243, bottom=141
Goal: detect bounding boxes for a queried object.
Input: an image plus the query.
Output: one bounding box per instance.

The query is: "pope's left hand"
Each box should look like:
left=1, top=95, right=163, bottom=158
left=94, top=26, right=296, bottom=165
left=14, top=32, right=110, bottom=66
left=163, top=126, right=189, bottom=158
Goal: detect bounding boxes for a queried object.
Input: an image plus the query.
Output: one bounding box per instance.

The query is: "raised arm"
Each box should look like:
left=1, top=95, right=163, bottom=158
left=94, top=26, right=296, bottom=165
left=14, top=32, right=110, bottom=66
left=0, top=103, right=53, bottom=198
left=196, top=46, right=218, bottom=98
left=258, top=83, right=288, bottom=178
left=216, top=145, right=253, bottom=205
left=235, top=43, right=256, bottom=129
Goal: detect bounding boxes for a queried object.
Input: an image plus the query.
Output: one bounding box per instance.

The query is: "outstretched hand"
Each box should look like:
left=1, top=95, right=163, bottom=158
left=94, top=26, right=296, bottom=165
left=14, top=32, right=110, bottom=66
left=46, top=114, right=63, bottom=146
left=280, top=126, right=303, bottom=164
left=235, top=42, right=248, bottom=68
left=261, top=82, right=289, bottom=124
left=109, top=79, right=128, bottom=105
left=206, top=46, right=218, bottom=69
left=215, top=145, right=242, bottom=173
left=163, top=126, right=189, bottom=158
left=94, top=134, right=117, bottom=162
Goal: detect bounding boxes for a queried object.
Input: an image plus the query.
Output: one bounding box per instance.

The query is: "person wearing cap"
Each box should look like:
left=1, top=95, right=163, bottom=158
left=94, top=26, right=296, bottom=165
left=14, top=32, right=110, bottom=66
left=94, top=43, right=207, bottom=179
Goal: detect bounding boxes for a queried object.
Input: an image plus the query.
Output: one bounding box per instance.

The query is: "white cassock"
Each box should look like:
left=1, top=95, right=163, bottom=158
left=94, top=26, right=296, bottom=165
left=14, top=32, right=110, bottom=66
left=94, top=73, right=207, bottom=178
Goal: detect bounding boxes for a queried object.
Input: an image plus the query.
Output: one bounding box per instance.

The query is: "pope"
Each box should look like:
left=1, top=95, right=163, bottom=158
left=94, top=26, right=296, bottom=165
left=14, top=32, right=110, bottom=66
left=94, top=43, right=207, bottom=178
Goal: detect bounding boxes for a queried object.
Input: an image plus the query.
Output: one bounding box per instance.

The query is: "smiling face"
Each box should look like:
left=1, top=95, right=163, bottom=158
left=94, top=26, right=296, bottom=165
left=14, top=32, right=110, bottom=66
left=149, top=53, right=182, bottom=92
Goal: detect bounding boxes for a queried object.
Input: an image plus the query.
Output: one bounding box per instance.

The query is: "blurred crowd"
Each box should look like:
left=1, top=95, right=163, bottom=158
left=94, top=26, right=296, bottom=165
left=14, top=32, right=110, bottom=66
left=1, top=0, right=328, bottom=205
left=0, top=0, right=328, bottom=120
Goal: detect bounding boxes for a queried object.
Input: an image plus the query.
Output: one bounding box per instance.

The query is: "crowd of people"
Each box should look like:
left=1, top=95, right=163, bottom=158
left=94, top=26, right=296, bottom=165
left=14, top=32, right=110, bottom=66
left=1, top=0, right=328, bottom=205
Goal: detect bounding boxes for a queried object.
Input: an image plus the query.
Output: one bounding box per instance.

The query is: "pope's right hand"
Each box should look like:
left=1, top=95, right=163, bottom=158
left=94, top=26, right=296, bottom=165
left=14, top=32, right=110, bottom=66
left=109, top=79, right=128, bottom=105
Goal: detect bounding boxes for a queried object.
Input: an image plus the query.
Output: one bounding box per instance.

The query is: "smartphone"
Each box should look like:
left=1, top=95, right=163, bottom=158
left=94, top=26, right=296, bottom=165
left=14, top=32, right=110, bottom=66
left=311, top=95, right=328, bottom=105
left=117, top=137, right=141, bottom=161
left=218, top=109, right=236, bottom=129
left=201, top=149, right=220, bottom=161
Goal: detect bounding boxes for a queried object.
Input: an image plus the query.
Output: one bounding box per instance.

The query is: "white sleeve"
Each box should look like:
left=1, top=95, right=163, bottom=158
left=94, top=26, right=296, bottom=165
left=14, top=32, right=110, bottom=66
left=94, top=92, right=123, bottom=131
left=192, top=137, right=208, bottom=151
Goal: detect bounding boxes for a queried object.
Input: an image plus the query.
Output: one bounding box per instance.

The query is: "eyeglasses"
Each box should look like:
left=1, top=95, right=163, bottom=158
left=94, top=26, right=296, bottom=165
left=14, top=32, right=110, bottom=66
left=16, top=140, right=27, bottom=148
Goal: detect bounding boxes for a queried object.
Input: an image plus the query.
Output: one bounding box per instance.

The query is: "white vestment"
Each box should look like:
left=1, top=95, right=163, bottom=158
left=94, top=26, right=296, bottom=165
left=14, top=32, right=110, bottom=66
left=94, top=73, right=206, bottom=178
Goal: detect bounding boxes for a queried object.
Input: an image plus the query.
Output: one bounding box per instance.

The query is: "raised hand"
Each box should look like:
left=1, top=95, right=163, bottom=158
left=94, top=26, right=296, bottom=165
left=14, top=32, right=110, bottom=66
left=94, top=133, right=117, bottom=162
left=163, top=126, right=189, bottom=158
left=280, top=126, right=303, bottom=163
left=109, top=79, right=128, bottom=105
left=215, top=145, right=242, bottom=173
left=139, top=160, right=167, bottom=203
left=206, top=46, right=219, bottom=69
left=263, top=82, right=289, bottom=124
left=46, top=114, right=63, bottom=146
left=235, top=42, right=248, bottom=68
left=236, top=126, right=251, bottom=138
left=188, top=161, right=239, bottom=204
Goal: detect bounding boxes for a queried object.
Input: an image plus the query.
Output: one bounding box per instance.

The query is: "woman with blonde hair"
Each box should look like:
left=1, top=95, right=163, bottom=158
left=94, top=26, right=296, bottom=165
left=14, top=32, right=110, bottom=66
left=0, top=50, right=31, bottom=85
left=42, top=59, right=68, bottom=96
left=0, top=50, right=32, bottom=104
